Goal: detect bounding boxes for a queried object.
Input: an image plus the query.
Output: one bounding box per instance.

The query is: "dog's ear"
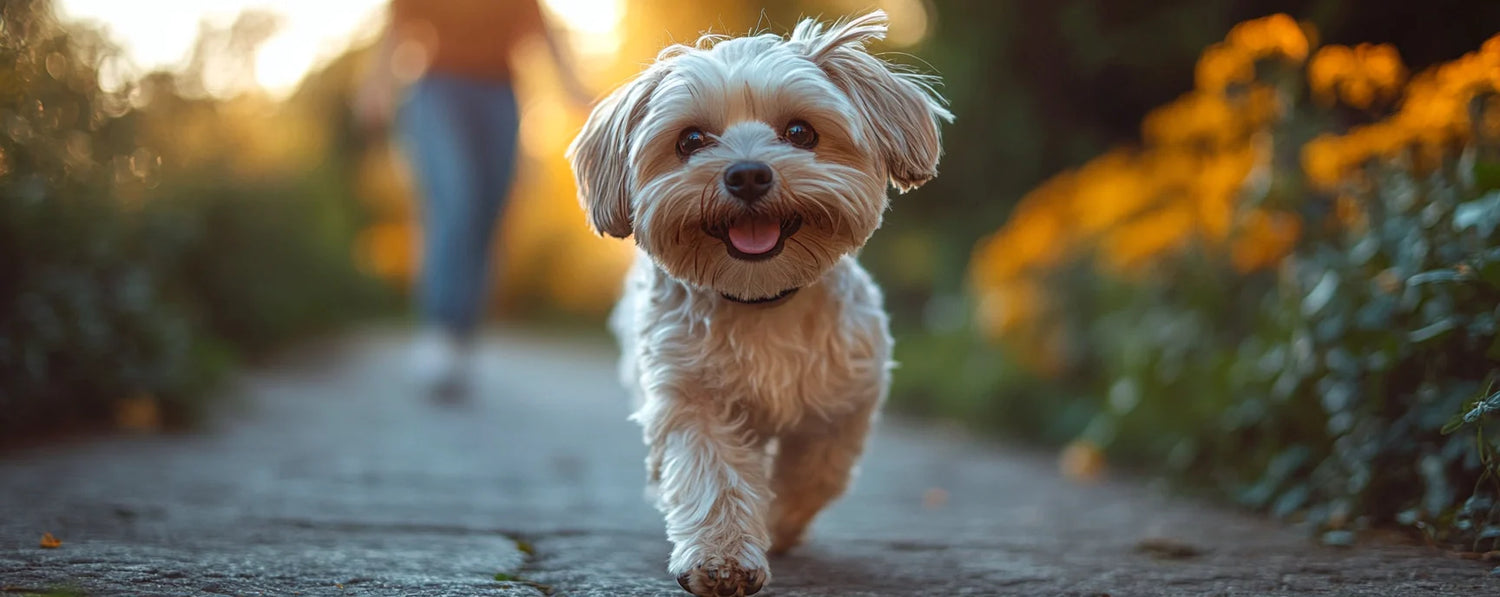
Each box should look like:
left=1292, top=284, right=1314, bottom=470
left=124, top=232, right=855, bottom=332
left=567, top=66, right=667, bottom=238
left=792, top=10, right=953, bottom=192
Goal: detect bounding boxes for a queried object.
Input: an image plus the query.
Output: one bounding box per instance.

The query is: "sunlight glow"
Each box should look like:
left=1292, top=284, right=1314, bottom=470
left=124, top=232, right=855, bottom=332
left=881, top=0, right=930, bottom=47
left=541, top=0, right=626, bottom=60
left=833, top=0, right=930, bottom=47
left=56, top=0, right=387, bottom=99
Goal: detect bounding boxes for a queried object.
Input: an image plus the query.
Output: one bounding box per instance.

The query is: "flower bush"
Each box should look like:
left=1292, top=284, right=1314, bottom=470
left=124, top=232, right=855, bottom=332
left=967, top=14, right=1500, bottom=546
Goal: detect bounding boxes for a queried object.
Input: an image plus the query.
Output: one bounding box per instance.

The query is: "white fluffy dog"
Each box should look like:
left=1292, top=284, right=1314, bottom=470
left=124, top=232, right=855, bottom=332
left=567, top=11, right=949, bottom=596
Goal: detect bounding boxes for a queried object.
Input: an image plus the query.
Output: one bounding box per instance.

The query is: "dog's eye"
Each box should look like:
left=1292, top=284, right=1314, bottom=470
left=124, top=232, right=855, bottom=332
left=676, top=128, right=710, bottom=158
left=783, top=120, right=818, bottom=149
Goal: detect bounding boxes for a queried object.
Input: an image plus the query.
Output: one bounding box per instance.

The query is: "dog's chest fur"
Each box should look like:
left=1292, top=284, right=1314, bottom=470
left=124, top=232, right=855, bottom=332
left=612, top=253, right=892, bottom=434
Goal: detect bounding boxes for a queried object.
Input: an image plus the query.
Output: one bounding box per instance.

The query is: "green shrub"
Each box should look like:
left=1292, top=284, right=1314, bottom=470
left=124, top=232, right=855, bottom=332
left=0, top=0, right=392, bottom=436
left=1071, top=167, right=1500, bottom=547
left=943, top=16, right=1500, bottom=547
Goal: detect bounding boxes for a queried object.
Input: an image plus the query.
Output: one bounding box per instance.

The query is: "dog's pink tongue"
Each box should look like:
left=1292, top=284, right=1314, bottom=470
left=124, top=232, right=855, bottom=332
left=727, top=216, right=780, bottom=254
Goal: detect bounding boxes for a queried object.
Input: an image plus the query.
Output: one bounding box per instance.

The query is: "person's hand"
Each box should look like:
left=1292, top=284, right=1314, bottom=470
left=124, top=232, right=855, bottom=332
left=353, top=76, right=395, bottom=132
left=562, top=77, right=595, bottom=112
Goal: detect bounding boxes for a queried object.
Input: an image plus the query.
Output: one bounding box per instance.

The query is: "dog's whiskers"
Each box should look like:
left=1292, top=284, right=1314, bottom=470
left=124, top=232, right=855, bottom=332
left=787, top=236, right=815, bottom=264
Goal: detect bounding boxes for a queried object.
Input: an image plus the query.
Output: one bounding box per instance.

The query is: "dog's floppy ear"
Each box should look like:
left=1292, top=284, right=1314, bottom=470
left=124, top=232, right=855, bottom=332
left=792, top=10, right=953, bottom=192
left=567, top=66, right=667, bottom=238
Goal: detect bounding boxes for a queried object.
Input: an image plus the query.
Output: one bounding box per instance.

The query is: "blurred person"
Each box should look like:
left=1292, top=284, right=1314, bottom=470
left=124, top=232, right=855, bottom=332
left=354, top=0, right=591, bottom=397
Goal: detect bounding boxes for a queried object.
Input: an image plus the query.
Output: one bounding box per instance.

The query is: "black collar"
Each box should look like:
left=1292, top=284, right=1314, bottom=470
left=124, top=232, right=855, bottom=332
left=720, top=287, right=801, bottom=305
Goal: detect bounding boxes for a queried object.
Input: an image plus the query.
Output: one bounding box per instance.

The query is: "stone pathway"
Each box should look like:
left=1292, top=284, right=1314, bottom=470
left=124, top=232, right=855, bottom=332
left=2, top=329, right=1496, bottom=596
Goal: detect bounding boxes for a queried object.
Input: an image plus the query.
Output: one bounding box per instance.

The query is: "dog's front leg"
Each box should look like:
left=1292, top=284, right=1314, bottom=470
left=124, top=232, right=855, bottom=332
left=768, top=399, right=876, bottom=554
left=638, top=397, right=771, bottom=596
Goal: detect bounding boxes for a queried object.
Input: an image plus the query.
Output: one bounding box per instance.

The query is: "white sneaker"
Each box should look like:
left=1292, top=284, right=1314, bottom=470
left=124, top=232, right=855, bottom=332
left=409, top=327, right=474, bottom=400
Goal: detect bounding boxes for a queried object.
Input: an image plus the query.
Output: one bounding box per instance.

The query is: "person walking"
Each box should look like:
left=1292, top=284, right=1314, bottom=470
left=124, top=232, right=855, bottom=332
left=354, top=0, right=591, bottom=397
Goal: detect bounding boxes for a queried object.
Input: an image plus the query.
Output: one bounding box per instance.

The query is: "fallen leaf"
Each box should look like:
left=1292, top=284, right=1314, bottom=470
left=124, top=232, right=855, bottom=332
left=114, top=394, right=162, bottom=433
left=1135, top=537, right=1203, bottom=560
left=1060, top=439, right=1106, bottom=483
left=1456, top=550, right=1500, bottom=561
left=922, top=487, right=948, bottom=509
left=39, top=532, right=62, bottom=548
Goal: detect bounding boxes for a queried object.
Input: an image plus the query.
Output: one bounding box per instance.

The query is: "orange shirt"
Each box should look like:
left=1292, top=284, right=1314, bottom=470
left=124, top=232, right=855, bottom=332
left=389, top=0, right=547, bottom=81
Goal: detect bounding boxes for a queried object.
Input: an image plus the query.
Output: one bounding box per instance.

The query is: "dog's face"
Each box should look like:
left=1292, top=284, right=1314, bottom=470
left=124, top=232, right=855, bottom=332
left=569, top=11, right=951, bottom=300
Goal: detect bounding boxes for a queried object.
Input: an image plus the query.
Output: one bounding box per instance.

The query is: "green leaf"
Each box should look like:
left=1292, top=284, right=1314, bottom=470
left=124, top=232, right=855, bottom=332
left=1454, top=192, right=1500, bottom=237
left=1410, top=319, right=1459, bottom=344
left=1303, top=271, right=1340, bottom=317
left=1442, top=414, right=1468, bottom=435
left=1463, top=390, right=1500, bottom=424
left=1474, top=248, right=1500, bottom=289
left=1472, top=161, right=1500, bottom=192
left=1407, top=269, right=1474, bottom=287
left=1271, top=483, right=1311, bottom=518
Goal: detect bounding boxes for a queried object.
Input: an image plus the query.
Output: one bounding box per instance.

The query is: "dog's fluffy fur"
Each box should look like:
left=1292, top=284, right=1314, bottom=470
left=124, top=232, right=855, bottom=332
left=567, top=11, right=949, bottom=596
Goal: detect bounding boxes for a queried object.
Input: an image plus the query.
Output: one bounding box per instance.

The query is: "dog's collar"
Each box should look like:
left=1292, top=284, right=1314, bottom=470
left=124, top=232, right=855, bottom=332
left=720, top=287, right=801, bottom=305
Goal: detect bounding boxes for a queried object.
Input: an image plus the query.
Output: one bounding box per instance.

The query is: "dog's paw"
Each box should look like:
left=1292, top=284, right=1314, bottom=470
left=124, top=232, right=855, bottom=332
left=768, top=529, right=804, bottom=556
left=674, top=556, right=767, bottom=597
left=768, top=507, right=813, bottom=556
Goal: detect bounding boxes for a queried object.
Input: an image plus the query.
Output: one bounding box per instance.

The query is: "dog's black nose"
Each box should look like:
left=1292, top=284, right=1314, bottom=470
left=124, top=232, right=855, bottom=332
left=724, top=161, right=774, bottom=202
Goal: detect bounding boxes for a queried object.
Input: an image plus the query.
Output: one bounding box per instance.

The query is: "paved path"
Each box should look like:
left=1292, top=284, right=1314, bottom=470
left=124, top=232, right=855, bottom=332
left=3, top=329, right=1497, bottom=596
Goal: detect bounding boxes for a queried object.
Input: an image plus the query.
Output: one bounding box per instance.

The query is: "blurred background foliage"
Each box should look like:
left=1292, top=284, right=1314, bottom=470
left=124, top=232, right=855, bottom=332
left=3, top=0, right=1499, bottom=548
left=0, top=0, right=392, bottom=438
left=960, top=12, right=1500, bottom=549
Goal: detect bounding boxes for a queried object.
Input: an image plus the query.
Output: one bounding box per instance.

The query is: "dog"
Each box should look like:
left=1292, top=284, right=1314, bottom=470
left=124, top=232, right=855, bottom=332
left=566, top=10, right=950, bottom=596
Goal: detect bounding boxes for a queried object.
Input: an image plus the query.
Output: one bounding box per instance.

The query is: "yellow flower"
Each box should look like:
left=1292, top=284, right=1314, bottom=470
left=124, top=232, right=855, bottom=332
left=1352, top=122, right=1410, bottom=161
left=989, top=204, right=1067, bottom=276
left=1193, top=146, right=1258, bottom=240
left=1341, top=77, right=1377, bottom=110
left=1101, top=204, right=1196, bottom=274
left=974, top=277, right=1043, bottom=338
left=1196, top=43, right=1255, bottom=92
left=1226, top=13, right=1309, bottom=63
left=1231, top=210, right=1301, bottom=272
left=1307, top=43, right=1405, bottom=108
left=1483, top=33, right=1500, bottom=63
left=1358, top=44, right=1406, bottom=92
left=1308, top=45, right=1354, bottom=105
left=1071, top=150, right=1155, bottom=235
left=1143, top=91, right=1242, bottom=149
left=959, top=13, right=1500, bottom=372
left=1300, top=134, right=1345, bottom=190
left=1396, top=77, right=1464, bottom=140
left=1270, top=16, right=1312, bottom=62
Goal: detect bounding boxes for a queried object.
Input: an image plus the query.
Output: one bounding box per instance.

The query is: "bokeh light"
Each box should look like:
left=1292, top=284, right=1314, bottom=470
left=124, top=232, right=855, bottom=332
left=542, top=0, right=626, bottom=63
left=57, top=0, right=386, bottom=98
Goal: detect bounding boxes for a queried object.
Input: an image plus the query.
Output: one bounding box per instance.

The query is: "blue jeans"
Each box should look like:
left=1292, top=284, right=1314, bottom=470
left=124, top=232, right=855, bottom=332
left=397, top=73, right=519, bottom=337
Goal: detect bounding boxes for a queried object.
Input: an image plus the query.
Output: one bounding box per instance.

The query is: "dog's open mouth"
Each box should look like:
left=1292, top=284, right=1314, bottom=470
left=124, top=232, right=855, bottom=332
left=707, top=214, right=802, bottom=262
